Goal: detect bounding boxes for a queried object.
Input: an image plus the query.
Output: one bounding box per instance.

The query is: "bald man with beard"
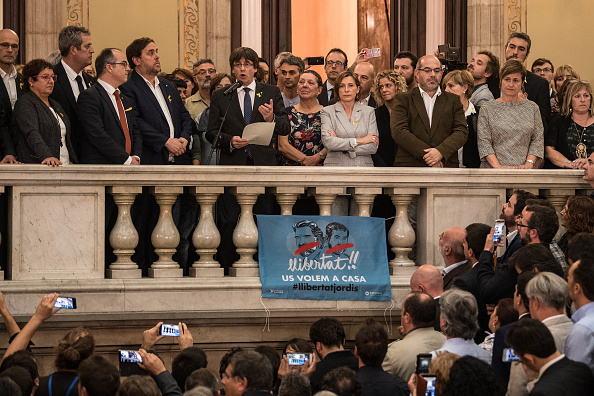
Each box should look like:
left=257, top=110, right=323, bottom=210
left=410, top=264, right=444, bottom=332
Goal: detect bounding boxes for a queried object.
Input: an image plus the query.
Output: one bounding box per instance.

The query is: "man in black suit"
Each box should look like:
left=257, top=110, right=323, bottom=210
left=439, top=226, right=472, bottom=290
left=206, top=46, right=287, bottom=165
left=309, top=317, right=358, bottom=393
left=0, top=29, right=22, bottom=163
left=77, top=48, right=142, bottom=164
left=410, top=264, right=444, bottom=332
left=454, top=223, right=492, bottom=343
left=317, top=48, right=348, bottom=106
left=504, top=33, right=550, bottom=125
left=50, top=25, right=95, bottom=158
left=506, top=319, right=594, bottom=396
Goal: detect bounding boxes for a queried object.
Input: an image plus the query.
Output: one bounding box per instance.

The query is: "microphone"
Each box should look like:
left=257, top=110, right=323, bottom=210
left=223, top=81, right=242, bottom=95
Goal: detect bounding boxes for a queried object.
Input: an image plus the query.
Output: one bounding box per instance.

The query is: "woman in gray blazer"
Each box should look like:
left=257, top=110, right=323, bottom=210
left=15, top=59, right=77, bottom=165
left=321, top=70, right=378, bottom=167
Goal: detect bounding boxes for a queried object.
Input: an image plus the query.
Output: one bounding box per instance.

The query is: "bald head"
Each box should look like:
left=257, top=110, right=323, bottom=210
left=439, top=227, right=467, bottom=265
left=354, top=61, right=375, bottom=99
left=0, top=29, right=19, bottom=71
left=410, top=265, right=444, bottom=298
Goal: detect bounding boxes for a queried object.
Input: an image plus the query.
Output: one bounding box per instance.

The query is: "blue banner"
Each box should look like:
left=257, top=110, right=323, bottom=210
left=257, top=215, right=391, bottom=301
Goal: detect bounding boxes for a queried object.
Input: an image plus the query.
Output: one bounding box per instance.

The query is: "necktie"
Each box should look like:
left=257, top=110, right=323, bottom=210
left=75, top=75, right=86, bottom=98
left=243, top=87, right=252, bottom=125
left=113, top=90, right=132, bottom=154
left=328, top=87, right=334, bottom=102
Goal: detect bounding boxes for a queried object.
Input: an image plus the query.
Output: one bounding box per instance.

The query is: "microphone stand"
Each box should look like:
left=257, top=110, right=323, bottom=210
left=207, top=91, right=235, bottom=165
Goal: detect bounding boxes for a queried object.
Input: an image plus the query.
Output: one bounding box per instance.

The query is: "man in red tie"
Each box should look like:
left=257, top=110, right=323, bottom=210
left=77, top=48, right=142, bottom=164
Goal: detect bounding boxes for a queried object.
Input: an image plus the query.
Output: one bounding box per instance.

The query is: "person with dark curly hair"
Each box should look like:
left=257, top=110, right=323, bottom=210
left=35, top=328, right=95, bottom=396
left=443, top=356, right=505, bottom=396
left=558, top=195, right=594, bottom=255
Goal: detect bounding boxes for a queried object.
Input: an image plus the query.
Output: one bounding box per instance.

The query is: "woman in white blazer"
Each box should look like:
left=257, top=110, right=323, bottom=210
left=321, top=70, right=379, bottom=167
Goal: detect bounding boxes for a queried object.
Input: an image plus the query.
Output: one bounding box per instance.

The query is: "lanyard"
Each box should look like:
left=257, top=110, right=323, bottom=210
left=48, top=374, right=79, bottom=396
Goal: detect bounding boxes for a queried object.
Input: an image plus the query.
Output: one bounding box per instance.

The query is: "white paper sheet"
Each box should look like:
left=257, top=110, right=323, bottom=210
left=242, top=122, right=275, bottom=146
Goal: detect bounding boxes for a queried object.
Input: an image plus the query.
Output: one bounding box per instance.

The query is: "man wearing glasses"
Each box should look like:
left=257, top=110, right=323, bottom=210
left=0, top=29, right=22, bottom=164
left=186, top=59, right=216, bottom=120
left=77, top=48, right=142, bottom=164
left=51, top=25, right=96, bottom=159
left=317, top=48, right=348, bottom=106
left=391, top=55, right=468, bottom=168
left=531, top=58, right=555, bottom=98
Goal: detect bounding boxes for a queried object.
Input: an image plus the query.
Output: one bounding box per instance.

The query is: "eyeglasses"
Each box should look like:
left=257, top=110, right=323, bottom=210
left=0, top=42, right=18, bottom=50
left=516, top=223, right=532, bottom=229
left=196, top=68, right=217, bottom=75
left=418, top=67, right=444, bottom=74
left=109, top=61, right=129, bottom=68
left=233, top=62, right=253, bottom=69
left=326, top=61, right=345, bottom=68
left=34, top=74, right=58, bottom=82
left=533, top=67, right=552, bottom=73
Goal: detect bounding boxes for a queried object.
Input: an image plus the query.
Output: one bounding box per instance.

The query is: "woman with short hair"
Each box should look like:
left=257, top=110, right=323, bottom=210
left=477, top=60, right=543, bottom=168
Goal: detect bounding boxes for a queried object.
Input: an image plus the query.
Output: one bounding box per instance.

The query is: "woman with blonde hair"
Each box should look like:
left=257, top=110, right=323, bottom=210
left=546, top=80, right=594, bottom=168
left=551, top=65, right=580, bottom=116
left=35, top=328, right=95, bottom=396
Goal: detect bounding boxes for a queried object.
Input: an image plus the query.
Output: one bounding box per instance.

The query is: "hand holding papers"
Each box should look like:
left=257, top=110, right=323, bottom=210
left=242, top=122, right=276, bottom=146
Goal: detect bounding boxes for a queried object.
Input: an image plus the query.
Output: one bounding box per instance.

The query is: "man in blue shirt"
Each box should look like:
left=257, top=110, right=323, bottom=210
left=565, top=250, right=594, bottom=375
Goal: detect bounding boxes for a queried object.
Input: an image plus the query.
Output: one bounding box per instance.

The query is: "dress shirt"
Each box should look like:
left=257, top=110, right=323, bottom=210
left=538, top=354, right=565, bottom=378
left=0, top=65, right=18, bottom=109
left=432, top=337, right=491, bottom=363
left=418, top=85, right=442, bottom=128
left=49, top=107, right=71, bottom=165
left=507, top=229, right=518, bottom=245
left=97, top=79, right=136, bottom=165
left=442, top=260, right=467, bottom=277
left=237, top=80, right=256, bottom=117
left=61, top=60, right=86, bottom=100
left=564, top=301, right=594, bottom=374
left=359, top=94, right=371, bottom=106
left=549, top=242, right=566, bottom=271
left=326, top=80, right=335, bottom=102
left=282, top=91, right=300, bottom=108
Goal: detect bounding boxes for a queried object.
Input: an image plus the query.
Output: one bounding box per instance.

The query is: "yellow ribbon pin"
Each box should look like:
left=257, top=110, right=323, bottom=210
left=168, top=95, right=172, bottom=103
left=125, top=107, right=132, bottom=112
left=256, top=92, right=262, bottom=98
left=352, top=118, right=359, bottom=125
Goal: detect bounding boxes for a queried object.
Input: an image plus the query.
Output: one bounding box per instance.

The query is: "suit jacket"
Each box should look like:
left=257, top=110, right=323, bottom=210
left=525, top=71, right=551, bottom=132
left=321, top=102, right=378, bottom=167
left=14, top=91, right=78, bottom=164
left=530, top=357, right=594, bottom=396
left=434, top=297, right=442, bottom=332
left=310, top=350, right=358, bottom=393
left=154, top=370, right=182, bottom=396
left=50, top=61, right=95, bottom=157
left=77, top=82, right=142, bottom=164
left=318, top=80, right=333, bottom=106
left=477, top=249, right=518, bottom=304
left=0, top=71, right=23, bottom=157
left=545, top=315, right=573, bottom=353
left=358, top=366, right=408, bottom=396
left=374, top=104, right=397, bottom=167
left=443, top=260, right=472, bottom=290
left=492, top=314, right=531, bottom=384
left=206, top=82, right=288, bottom=166
left=119, top=71, right=192, bottom=165
left=454, top=258, right=490, bottom=342
left=391, top=88, right=468, bottom=167
left=462, top=110, right=480, bottom=168
left=498, top=233, right=522, bottom=267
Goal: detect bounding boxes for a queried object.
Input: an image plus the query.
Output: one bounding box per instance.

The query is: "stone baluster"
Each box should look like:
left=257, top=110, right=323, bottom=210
left=106, top=186, right=142, bottom=279
left=386, top=188, right=420, bottom=276
left=542, top=189, right=573, bottom=243
left=271, top=187, right=303, bottom=215
left=149, top=187, right=183, bottom=278
left=189, top=187, right=224, bottom=277
left=307, top=187, right=343, bottom=216
left=230, top=187, right=264, bottom=277
left=347, top=187, right=381, bottom=217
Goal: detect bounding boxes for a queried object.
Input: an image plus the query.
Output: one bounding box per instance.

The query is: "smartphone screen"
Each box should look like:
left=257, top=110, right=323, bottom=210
left=424, top=375, right=437, bottom=396
left=416, top=354, right=432, bottom=374
left=364, top=48, right=381, bottom=58
left=159, top=324, right=180, bottom=337
left=502, top=348, right=521, bottom=362
left=54, top=297, right=76, bottom=309
left=493, top=220, right=505, bottom=243
left=287, top=353, right=311, bottom=366
left=119, top=350, right=142, bottom=363
left=306, top=56, right=324, bottom=66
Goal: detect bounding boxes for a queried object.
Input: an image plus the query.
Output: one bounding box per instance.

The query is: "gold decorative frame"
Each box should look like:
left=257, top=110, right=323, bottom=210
left=67, top=0, right=89, bottom=27
left=180, top=0, right=200, bottom=70
left=506, top=0, right=527, bottom=37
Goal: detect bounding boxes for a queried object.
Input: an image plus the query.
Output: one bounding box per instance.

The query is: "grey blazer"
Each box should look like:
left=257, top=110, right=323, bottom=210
left=321, top=102, right=378, bottom=167
left=15, top=91, right=77, bottom=163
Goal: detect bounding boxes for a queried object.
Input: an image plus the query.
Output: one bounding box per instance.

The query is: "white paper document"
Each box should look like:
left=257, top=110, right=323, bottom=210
left=242, top=122, right=275, bottom=146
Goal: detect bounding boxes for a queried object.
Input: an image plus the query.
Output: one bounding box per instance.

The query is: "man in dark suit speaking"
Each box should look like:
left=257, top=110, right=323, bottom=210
left=206, top=46, right=288, bottom=165
left=77, top=48, right=142, bottom=164
left=120, top=37, right=192, bottom=165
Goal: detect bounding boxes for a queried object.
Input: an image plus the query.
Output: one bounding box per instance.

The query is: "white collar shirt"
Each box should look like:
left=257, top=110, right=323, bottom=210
left=0, top=65, right=18, bottom=109
left=442, top=260, right=467, bottom=276
left=97, top=79, right=134, bottom=164
left=237, top=80, right=257, bottom=118
left=326, top=80, right=335, bottom=102
left=62, top=60, right=86, bottom=101
left=418, top=85, right=442, bottom=128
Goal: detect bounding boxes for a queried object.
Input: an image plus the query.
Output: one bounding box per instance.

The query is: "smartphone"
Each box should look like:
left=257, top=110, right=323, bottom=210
left=287, top=353, right=311, bottom=366
left=502, top=348, right=521, bottom=362
left=493, top=219, right=505, bottom=243
left=119, top=350, right=145, bottom=377
left=416, top=353, right=432, bottom=374
left=159, top=324, right=180, bottom=337
left=364, top=48, right=381, bottom=59
left=416, top=374, right=437, bottom=396
left=306, top=56, right=324, bottom=66
left=54, top=297, right=77, bottom=309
